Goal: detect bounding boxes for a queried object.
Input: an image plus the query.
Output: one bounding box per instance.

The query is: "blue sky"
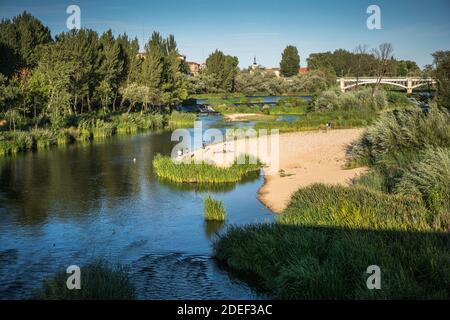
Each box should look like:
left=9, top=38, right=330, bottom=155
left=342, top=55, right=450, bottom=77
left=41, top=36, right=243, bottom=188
left=1, top=0, right=450, bottom=68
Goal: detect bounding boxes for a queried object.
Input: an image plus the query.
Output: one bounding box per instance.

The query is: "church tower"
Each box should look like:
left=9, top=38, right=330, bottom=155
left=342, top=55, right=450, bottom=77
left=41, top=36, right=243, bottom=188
left=251, top=56, right=257, bottom=70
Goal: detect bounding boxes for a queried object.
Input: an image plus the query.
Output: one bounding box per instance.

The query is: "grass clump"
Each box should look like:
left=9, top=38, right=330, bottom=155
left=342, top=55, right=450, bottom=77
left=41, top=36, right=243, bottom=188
left=215, top=184, right=449, bottom=299
left=167, top=111, right=196, bottom=128
left=394, top=147, right=450, bottom=229
left=204, top=196, right=226, bottom=221
left=37, top=261, right=136, bottom=300
left=152, top=154, right=262, bottom=184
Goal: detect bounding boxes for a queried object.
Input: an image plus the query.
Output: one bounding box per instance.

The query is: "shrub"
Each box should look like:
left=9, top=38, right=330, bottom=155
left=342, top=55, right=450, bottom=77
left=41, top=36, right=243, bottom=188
left=0, top=131, right=34, bottom=155
left=204, top=196, right=226, bottom=221
left=395, top=147, right=450, bottom=229
left=313, top=89, right=339, bottom=111
left=314, top=88, right=387, bottom=112
left=386, top=91, right=413, bottom=106
left=37, top=261, right=136, bottom=300
left=347, top=107, right=450, bottom=164
left=352, top=170, right=387, bottom=193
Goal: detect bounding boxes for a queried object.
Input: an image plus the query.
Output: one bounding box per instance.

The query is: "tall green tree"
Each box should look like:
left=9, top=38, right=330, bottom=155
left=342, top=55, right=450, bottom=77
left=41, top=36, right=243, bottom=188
left=432, top=51, right=450, bottom=112
left=0, top=11, right=52, bottom=76
left=98, top=30, right=124, bottom=112
left=56, top=29, right=101, bottom=112
left=141, top=32, right=165, bottom=108
left=204, top=50, right=239, bottom=93
left=280, top=45, right=300, bottom=77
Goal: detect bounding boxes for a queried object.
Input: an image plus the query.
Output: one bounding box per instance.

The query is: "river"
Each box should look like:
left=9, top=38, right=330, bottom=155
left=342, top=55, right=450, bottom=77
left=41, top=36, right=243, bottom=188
left=0, top=115, right=275, bottom=299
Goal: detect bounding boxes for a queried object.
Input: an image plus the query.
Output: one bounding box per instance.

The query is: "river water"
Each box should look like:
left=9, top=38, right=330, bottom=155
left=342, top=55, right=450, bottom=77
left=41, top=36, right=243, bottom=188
left=0, top=116, right=275, bottom=299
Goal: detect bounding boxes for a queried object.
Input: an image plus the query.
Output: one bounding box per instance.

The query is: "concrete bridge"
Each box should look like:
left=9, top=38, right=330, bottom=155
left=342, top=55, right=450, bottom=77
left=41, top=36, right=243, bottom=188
left=338, top=77, right=436, bottom=94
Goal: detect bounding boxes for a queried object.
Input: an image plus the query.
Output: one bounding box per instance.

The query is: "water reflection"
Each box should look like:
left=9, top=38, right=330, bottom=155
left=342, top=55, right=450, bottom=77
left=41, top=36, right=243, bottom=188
left=0, top=117, right=274, bottom=299
left=204, top=220, right=226, bottom=238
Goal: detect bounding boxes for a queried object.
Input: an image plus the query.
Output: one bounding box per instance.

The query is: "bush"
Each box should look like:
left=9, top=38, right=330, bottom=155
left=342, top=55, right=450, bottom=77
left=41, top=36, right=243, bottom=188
left=314, top=88, right=387, bottom=112
left=204, top=196, right=226, bottom=221
left=347, top=107, right=450, bottom=164
left=386, top=91, right=413, bottom=106
left=37, top=261, right=136, bottom=300
left=313, top=89, right=339, bottom=111
left=0, top=131, right=34, bottom=155
left=30, top=129, right=57, bottom=149
left=215, top=184, right=449, bottom=299
left=352, top=170, right=387, bottom=192
left=395, top=147, right=450, bottom=229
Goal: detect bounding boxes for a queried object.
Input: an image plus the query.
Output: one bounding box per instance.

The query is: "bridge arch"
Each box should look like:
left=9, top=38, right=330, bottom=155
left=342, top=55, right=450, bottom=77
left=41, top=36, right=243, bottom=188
left=344, top=81, right=408, bottom=91
left=338, top=77, right=435, bottom=94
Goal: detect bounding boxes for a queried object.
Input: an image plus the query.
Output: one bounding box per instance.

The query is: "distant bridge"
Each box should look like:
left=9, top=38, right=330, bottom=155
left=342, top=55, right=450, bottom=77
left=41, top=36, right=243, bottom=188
left=338, top=77, right=436, bottom=94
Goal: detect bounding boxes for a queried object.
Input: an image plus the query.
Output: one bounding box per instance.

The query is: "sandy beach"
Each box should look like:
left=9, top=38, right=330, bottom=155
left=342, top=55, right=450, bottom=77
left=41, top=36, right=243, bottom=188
left=223, top=113, right=260, bottom=121
left=184, top=128, right=366, bottom=213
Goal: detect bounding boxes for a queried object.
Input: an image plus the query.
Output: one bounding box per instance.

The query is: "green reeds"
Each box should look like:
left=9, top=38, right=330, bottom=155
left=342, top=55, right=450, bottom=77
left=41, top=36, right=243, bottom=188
left=204, top=196, right=226, bottom=221
left=152, top=154, right=262, bottom=184
left=37, top=260, right=136, bottom=300
left=168, top=111, right=196, bottom=128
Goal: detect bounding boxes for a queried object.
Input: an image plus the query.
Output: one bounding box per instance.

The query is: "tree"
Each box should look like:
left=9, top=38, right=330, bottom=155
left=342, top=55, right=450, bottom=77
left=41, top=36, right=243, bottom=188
left=0, top=11, right=52, bottom=76
left=34, top=43, right=75, bottom=125
left=98, top=30, right=124, bottom=112
left=204, top=50, right=239, bottom=93
left=372, top=43, right=394, bottom=95
left=280, top=45, right=300, bottom=77
left=56, top=29, right=101, bottom=113
left=432, top=51, right=450, bottom=111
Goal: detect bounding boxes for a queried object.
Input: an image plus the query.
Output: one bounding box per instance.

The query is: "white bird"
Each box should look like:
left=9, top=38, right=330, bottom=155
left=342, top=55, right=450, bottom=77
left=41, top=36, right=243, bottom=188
left=133, top=158, right=137, bottom=163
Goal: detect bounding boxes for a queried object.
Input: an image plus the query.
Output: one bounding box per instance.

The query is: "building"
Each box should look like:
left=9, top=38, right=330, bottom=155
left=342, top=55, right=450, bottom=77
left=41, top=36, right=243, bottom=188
left=186, top=61, right=201, bottom=76
left=251, top=56, right=258, bottom=71
left=299, top=67, right=309, bottom=75
left=264, top=67, right=309, bottom=77
left=265, top=68, right=281, bottom=77
left=136, top=52, right=146, bottom=60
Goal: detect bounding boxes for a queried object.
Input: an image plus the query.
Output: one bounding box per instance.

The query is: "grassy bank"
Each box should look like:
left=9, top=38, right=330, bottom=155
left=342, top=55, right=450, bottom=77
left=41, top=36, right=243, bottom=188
left=0, top=111, right=195, bottom=157
left=167, top=111, right=197, bottom=128
left=254, top=108, right=377, bottom=132
left=152, top=154, right=262, bottom=184
left=348, top=106, right=450, bottom=226
left=215, top=184, right=449, bottom=299
left=37, top=261, right=136, bottom=300
left=253, top=89, right=414, bottom=132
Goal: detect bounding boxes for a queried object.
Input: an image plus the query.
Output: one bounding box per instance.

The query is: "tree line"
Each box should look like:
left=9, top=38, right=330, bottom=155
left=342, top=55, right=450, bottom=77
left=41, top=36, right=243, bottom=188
left=1, top=11, right=449, bottom=124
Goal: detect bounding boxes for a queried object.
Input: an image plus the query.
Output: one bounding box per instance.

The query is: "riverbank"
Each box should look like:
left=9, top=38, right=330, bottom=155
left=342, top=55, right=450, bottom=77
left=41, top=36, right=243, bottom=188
left=0, top=111, right=195, bottom=157
left=184, top=128, right=366, bottom=213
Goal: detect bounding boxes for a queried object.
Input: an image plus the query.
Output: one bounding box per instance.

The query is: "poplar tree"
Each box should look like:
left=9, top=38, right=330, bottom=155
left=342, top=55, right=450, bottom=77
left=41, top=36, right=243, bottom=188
left=280, top=45, right=300, bottom=77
